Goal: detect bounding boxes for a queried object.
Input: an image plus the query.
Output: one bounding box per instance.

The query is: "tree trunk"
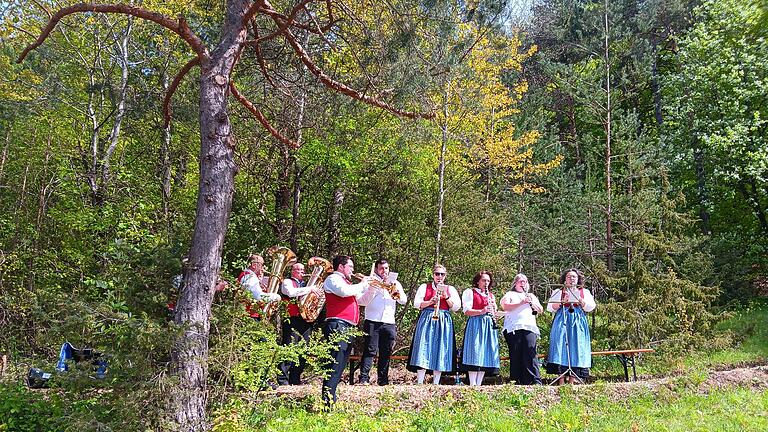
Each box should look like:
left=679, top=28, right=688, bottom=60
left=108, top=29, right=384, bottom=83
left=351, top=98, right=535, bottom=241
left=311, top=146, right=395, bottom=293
left=160, top=60, right=173, bottom=222
left=651, top=44, right=664, bottom=127
left=290, top=161, right=302, bottom=252
left=737, top=179, right=768, bottom=235
left=692, top=145, right=711, bottom=235
left=274, top=146, right=292, bottom=242
left=170, top=2, right=247, bottom=430
left=100, top=17, right=133, bottom=194
left=435, top=87, right=449, bottom=264
left=603, top=1, right=615, bottom=272
left=327, top=187, right=344, bottom=256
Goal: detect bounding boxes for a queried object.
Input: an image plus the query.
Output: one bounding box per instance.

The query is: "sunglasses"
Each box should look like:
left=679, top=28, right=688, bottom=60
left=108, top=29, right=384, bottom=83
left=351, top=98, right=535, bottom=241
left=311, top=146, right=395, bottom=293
left=433, top=272, right=446, bottom=276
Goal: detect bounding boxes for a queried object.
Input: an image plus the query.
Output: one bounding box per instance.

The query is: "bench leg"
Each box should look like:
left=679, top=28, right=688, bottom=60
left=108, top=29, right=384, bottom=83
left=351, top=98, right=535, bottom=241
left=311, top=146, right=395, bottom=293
left=616, top=354, right=630, bottom=382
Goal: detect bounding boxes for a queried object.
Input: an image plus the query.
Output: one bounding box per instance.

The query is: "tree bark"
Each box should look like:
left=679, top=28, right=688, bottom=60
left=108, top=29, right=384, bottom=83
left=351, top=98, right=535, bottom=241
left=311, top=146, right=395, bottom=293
left=603, top=1, right=615, bottom=272
left=160, top=55, right=174, bottom=222
left=435, top=87, right=449, bottom=264
left=327, top=186, right=344, bottom=256
left=290, top=160, right=302, bottom=252
left=170, top=2, right=248, bottom=430
left=692, top=145, right=711, bottom=236
left=274, top=146, right=292, bottom=242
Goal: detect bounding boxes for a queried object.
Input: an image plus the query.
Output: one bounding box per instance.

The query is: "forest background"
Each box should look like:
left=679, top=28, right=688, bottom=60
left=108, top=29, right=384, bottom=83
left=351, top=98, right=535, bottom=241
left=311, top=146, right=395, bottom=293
left=0, top=0, right=766, bottom=430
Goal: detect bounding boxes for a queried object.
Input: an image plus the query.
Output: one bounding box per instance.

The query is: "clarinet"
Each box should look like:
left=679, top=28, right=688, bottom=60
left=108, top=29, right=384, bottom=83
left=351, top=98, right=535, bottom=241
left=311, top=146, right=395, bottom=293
left=524, top=284, right=538, bottom=316
left=484, top=285, right=500, bottom=330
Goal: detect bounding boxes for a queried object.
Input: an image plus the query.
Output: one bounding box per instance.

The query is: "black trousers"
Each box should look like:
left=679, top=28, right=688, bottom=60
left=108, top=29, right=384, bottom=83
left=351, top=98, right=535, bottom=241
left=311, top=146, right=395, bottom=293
left=359, top=320, right=397, bottom=385
left=504, top=329, right=542, bottom=385
left=277, top=316, right=313, bottom=385
left=321, top=319, right=355, bottom=406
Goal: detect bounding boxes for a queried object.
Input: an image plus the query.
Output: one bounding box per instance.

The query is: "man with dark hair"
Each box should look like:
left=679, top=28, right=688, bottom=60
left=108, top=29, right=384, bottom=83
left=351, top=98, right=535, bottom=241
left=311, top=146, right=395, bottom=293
left=358, top=258, right=407, bottom=385
left=321, top=255, right=372, bottom=407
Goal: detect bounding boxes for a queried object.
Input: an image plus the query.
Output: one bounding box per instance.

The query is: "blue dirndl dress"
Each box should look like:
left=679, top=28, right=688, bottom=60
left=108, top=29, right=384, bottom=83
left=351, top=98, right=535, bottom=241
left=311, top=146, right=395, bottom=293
left=407, top=307, right=457, bottom=372
left=461, top=314, right=500, bottom=372
left=546, top=306, right=591, bottom=378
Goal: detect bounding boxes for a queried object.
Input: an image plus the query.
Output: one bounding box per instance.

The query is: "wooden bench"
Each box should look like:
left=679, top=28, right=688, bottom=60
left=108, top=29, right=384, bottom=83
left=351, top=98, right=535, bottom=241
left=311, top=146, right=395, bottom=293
left=589, top=349, right=655, bottom=382
left=347, top=348, right=654, bottom=384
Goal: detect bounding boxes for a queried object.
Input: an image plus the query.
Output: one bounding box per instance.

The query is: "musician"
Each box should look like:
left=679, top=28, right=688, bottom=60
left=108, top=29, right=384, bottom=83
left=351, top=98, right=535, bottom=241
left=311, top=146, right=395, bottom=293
left=277, top=262, right=323, bottom=385
left=460, top=271, right=500, bottom=386
left=407, top=264, right=461, bottom=385
left=321, top=255, right=372, bottom=407
left=238, top=254, right=280, bottom=319
left=500, top=273, right=544, bottom=385
left=546, top=268, right=597, bottom=384
left=357, top=258, right=407, bottom=386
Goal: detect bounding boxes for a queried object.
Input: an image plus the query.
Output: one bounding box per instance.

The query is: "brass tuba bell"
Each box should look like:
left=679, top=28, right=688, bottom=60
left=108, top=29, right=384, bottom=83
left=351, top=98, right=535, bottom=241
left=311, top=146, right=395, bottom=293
left=261, top=245, right=297, bottom=319
left=298, top=256, right=333, bottom=322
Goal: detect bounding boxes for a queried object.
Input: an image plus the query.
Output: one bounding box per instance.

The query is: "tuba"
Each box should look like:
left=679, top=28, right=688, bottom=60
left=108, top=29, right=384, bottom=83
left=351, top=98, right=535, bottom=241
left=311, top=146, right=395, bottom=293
left=298, top=257, right=333, bottom=322
left=261, top=245, right=297, bottom=319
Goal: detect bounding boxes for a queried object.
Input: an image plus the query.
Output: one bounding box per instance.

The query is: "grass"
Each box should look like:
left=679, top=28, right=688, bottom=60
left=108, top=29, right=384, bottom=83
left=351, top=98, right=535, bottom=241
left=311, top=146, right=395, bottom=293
left=211, top=300, right=768, bottom=432
left=214, top=385, right=768, bottom=432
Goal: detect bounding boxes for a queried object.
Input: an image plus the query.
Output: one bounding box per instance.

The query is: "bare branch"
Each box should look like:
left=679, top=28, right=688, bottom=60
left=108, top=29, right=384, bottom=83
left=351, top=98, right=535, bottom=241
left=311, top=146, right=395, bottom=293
left=248, top=22, right=281, bottom=90
left=17, top=3, right=207, bottom=63
left=229, top=82, right=301, bottom=149
left=163, top=56, right=201, bottom=128
left=279, top=27, right=434, bottom=120
left=254, top=0, right=319, bottom=43
left=29, top=0, right=53, bottom=19
left=10, top=24, right=37, bottom=38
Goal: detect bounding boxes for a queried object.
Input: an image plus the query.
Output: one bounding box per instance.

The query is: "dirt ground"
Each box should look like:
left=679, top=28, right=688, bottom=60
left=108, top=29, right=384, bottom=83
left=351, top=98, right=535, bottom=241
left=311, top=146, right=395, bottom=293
left=263, top=364, right=768, bottom=413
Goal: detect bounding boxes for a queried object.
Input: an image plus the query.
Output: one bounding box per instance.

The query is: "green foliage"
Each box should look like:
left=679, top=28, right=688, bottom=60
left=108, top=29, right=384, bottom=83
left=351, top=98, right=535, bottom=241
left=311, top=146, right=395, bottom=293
left=0, top=385, right=63, bottom=432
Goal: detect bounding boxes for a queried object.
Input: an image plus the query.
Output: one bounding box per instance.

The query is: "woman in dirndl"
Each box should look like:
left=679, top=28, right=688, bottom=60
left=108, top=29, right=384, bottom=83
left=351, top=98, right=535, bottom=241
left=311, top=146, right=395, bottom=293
left=546, top=268, right=596, bottom=384
left=460, top=270, right=501, bottom=386
left=407, top=264, right=461, bottom=384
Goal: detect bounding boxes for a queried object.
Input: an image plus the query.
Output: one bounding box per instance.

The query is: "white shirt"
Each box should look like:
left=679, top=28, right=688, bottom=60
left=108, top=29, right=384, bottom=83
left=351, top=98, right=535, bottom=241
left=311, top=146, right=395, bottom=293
left=461, top=288, right=496, bottom=313
left=501, top=291, right=541, bottom=336
left=359, top=275, right=407, bottom=324
left=281, top=278, right=312, bottom=298
left=323, top=271, right=369, bottom=298
left=546, top=288, right=596, bottom=313
left=240, top=269, right=280, bottom=303
left=412, top=283, right=461, bottom=312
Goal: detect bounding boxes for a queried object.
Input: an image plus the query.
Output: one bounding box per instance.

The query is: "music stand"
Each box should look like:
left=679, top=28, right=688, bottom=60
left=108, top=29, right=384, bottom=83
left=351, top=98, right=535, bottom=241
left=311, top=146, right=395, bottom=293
left=547, top=286, right=585, bottom=385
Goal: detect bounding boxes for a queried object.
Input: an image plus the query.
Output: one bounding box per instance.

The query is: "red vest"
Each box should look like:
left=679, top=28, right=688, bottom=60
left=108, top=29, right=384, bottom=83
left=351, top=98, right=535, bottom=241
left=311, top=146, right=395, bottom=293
left=282, top=279, right=301, bottom=317
left=471, top=289, right=489, bottom=309
left=560, top=288, right=584, bottom=308
left=425, top=282, right=450, bottom=310
left=325, top=288, right=360, bottom=325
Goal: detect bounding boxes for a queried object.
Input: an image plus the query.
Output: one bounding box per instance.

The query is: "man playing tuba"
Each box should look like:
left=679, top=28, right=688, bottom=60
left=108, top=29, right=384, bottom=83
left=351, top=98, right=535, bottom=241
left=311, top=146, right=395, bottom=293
left=277, top=262, right=324, bottom=385
left=357, top=258, right=407, bottom=386
left=238, top=254, right=280, bottom=319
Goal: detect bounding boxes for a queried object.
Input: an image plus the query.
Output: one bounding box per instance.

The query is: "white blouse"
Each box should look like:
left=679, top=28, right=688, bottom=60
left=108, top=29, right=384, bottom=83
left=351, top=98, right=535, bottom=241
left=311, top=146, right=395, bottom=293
left=500, top=291, right=541, bottom=336
left=546, top=288, right=596, bottom=313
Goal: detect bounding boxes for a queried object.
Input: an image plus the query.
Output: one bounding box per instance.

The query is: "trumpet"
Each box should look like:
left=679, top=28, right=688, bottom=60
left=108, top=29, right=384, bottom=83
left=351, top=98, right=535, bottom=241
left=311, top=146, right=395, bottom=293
left=351, top=273, right=400, bottom=299
left=431, top=283, right=446, bottom=321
